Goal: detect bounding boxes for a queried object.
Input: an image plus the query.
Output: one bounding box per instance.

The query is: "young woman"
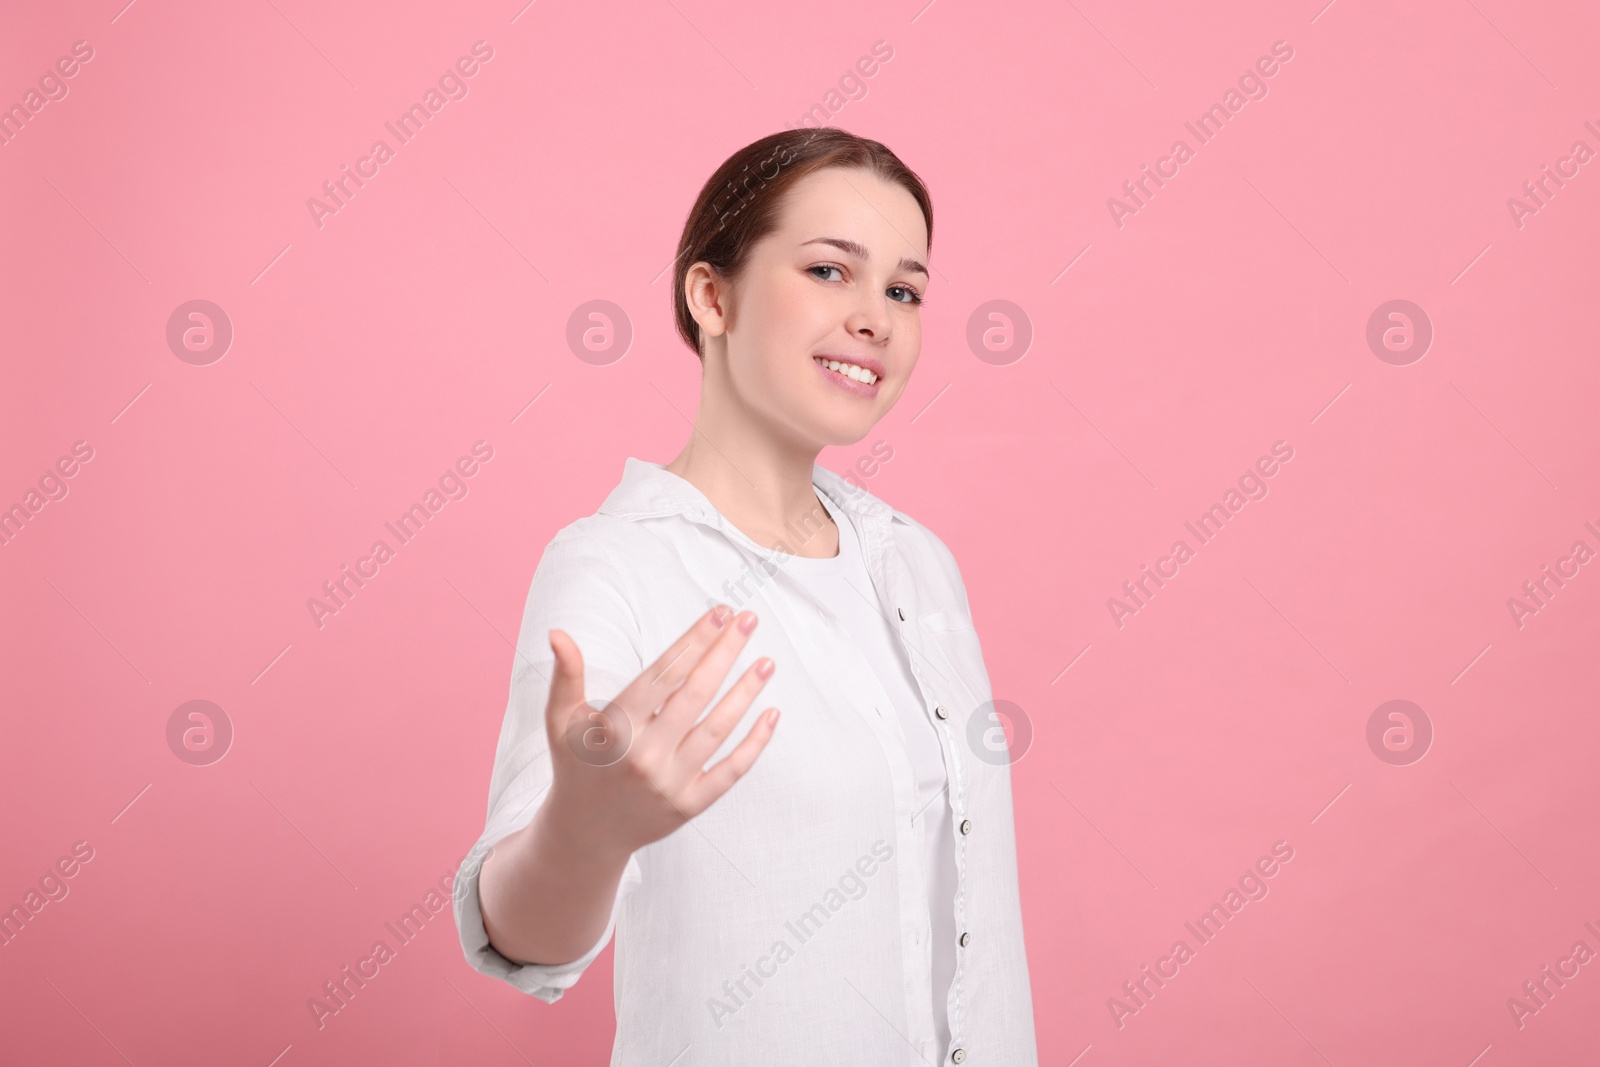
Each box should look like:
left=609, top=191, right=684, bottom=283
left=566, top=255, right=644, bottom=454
left=453, top=129, right=1038, bottom=1066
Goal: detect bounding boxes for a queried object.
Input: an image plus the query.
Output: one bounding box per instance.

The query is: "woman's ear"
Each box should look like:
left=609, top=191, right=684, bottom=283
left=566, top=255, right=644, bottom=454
left=684, top=262, right=732, bottom=346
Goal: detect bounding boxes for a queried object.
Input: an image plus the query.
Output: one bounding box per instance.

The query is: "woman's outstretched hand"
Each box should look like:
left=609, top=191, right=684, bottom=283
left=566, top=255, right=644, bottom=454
left=540, top=605, right=780, bottom=864
left=478, top=605, right=779, bottom=967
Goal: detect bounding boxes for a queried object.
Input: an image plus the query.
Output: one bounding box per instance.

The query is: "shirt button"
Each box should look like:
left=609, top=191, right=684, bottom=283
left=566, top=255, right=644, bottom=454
left=934, top=705, right=949, bottom=720
left=959, top=931, right=970, bottom=947
left=960, top=819, right=972, bottom=835
left=898, top=607, right=906, bottom=621
left=951, top=1049, right=966, bottom=1064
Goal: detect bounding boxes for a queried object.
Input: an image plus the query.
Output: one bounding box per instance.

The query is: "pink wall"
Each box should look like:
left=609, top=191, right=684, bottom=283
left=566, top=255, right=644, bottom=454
left=3, top=0, right=1598, bottom=1063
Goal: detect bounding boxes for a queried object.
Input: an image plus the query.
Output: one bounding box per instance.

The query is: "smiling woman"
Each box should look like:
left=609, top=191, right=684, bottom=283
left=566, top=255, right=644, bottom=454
left=454, top=128, right=1039, bottom=1067
left=665, top=134, right=933, bottom=500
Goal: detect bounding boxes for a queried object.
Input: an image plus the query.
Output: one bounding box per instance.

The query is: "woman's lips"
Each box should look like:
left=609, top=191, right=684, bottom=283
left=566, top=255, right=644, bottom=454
left=812, top=357, right=882, bottom=398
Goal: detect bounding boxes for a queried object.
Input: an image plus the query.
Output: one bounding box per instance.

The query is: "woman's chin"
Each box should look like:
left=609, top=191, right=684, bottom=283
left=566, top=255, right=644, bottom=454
left=806, top=419, right=880, bottom=450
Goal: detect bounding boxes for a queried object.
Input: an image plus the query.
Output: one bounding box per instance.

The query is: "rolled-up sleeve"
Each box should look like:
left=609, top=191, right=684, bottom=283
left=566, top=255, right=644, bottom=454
left=452, top=522, right=647, bottom=1002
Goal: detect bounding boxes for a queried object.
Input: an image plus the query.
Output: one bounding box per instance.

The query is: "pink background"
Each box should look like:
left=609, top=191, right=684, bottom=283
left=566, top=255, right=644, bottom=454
left=3, top=0, right=1598, bottom=1063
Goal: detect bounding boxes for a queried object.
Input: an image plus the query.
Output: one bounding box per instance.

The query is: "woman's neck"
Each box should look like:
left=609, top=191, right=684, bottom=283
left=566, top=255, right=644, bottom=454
left=664, top=433, right=838, bottom=559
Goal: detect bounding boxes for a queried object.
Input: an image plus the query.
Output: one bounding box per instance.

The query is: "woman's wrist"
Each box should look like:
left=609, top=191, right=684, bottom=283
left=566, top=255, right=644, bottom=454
left=534, top=786, right=636, bottom=871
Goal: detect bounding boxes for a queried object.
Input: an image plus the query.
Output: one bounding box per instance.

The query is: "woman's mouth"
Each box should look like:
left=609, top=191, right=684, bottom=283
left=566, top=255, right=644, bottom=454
left=812, top=356, right=882, bottom=397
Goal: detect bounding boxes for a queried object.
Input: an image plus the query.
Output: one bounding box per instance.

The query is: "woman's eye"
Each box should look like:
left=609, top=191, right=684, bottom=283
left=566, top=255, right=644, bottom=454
left=811, top=264, right=923, bottom=306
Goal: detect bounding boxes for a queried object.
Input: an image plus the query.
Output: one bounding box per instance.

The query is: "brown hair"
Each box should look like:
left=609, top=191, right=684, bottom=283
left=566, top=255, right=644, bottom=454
left=672, top=128, right=933, bottom=360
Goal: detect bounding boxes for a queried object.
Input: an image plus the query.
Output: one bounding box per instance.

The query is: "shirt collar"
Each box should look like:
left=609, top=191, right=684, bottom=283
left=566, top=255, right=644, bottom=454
left=597, top=456, right=896, bottom=537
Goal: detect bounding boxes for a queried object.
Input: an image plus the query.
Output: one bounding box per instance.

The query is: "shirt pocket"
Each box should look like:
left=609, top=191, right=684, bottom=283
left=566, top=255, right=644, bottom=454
left=921, top=608, right=975, bottom=633
left=917, top=608, right=991, bottom=712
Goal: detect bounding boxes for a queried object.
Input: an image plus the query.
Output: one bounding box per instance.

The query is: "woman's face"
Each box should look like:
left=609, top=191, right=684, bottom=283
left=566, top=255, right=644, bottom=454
left=690, top=165, right=930, bottom=448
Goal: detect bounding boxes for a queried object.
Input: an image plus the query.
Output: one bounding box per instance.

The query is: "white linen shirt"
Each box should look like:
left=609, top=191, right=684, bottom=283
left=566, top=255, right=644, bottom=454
left=783, top=488, right=960, bottom=1053
left=452, top=456, right=1039, bottom=1067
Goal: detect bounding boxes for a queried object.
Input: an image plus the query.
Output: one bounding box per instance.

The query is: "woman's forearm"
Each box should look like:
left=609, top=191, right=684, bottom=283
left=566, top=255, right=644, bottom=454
left=477, top=793, right=634, bottom=967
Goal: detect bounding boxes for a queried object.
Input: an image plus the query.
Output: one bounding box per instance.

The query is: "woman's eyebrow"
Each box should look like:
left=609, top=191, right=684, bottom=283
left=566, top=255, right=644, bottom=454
left=800, top=236, right=928, bottom=278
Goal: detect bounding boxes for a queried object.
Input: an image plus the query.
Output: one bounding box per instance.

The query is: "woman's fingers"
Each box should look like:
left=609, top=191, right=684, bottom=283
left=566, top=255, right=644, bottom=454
left=541, top=604, right=780, bottom=854
left=652, top=610, right=759, bottom=737
left=677, top=657, right=774, bottom=766
left=680, top=705, right=781, bottom=819
left=609, top=606, right=732, bottom=732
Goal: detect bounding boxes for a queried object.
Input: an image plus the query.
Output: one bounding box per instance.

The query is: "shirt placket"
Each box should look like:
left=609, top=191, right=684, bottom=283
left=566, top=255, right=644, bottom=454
left=736, top=544, right=940, bottom=1058
left=852, top=508, right=973, bottom=1067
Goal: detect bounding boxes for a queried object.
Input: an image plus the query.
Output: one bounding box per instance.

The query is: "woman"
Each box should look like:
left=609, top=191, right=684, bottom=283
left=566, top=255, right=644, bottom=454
left=453, top=129, right=1038, bottom=1066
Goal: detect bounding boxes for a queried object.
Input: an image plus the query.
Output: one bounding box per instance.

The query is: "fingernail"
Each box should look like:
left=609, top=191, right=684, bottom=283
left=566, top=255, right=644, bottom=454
left=738, top=612, right=759, bottom=634
left=755, top=658, right=775, bottom=679
left=712, top=605, right=731, bottom=627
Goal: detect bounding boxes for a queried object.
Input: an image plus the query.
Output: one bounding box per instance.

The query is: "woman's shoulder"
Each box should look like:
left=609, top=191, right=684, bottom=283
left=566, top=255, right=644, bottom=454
left=533, top=512, right=693, bottom=606
left=546, top=511, right=647, bottom=550
left=538, top=512, right=674, bottom=577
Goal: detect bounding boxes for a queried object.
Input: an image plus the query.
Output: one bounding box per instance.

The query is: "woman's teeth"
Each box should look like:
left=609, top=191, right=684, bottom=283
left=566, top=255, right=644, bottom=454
left=814, top=357, right=879, bottom=385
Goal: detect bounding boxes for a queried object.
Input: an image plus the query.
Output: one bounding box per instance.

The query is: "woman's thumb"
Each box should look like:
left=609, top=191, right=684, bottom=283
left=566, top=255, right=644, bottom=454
left=545, top=629, right=586, bottom=728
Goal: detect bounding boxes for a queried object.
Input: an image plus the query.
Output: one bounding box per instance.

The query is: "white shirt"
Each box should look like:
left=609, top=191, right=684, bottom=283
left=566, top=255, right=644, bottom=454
left=452, top=457, right=1038, bottom=1067
left=782, top=488, right=958, bottom=1054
